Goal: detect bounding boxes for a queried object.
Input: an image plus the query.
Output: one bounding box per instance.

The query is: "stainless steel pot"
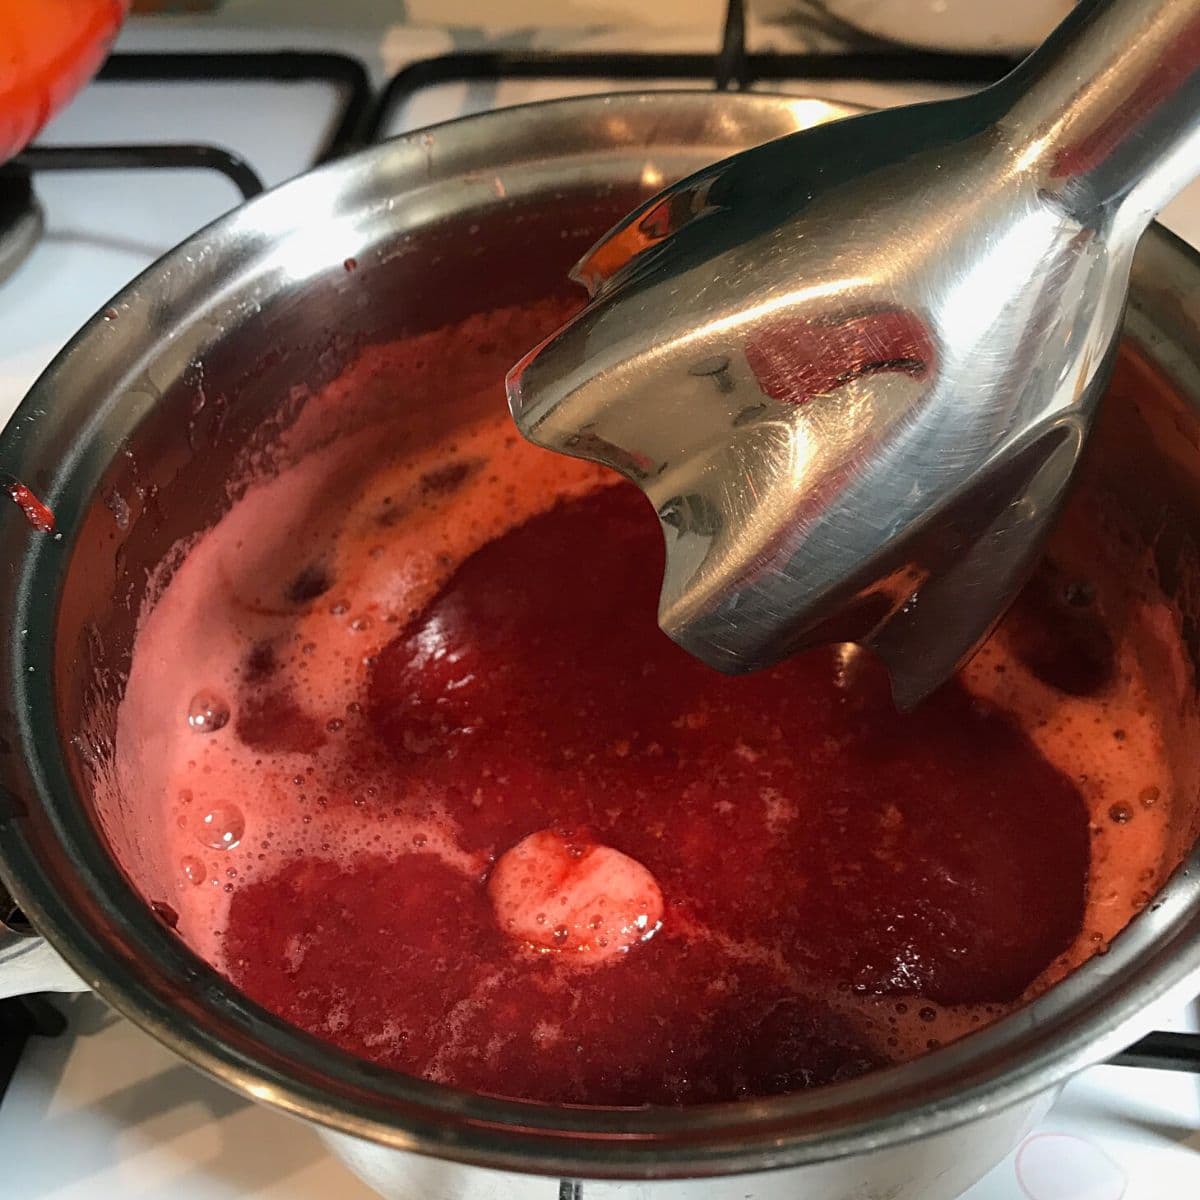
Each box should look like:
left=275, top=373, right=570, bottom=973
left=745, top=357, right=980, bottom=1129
left=1, top=92, right=1199, bottom=1200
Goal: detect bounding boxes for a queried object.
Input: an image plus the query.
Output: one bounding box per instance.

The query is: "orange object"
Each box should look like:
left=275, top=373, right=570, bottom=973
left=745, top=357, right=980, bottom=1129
left=0, top=0, right=129, bottom=164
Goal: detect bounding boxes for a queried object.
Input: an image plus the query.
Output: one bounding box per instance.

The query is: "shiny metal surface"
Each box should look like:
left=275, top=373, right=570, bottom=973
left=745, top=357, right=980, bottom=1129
left=0, top=93, right=1197, bottom=1197
left=508, top=0, right=1200, bottom=708
left=0, top=878, right=83, bottom=997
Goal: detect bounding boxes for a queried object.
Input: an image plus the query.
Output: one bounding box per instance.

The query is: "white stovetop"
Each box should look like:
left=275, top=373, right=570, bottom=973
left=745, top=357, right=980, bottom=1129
left=0, top=6, right=1198, bottom=1199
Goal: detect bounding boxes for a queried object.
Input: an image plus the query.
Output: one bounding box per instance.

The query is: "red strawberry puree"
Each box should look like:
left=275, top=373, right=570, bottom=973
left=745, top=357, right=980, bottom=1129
left=113, top=299, right=1179, bottom=1106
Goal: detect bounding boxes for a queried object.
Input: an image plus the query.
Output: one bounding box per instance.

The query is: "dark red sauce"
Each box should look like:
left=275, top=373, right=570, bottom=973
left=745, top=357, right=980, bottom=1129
left=225, top=483, right=1089, bottom=1104
left=4, top=478, right=55, bottom=533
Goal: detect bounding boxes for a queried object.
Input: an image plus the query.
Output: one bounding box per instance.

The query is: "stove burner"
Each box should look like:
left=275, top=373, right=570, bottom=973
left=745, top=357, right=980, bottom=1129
left=0, top=168, right=42, bottom=286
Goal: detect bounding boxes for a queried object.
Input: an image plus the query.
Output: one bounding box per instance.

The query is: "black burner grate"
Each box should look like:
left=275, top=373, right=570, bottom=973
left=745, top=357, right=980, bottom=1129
left=0, top=49, right=374, bottom=248
left=14, top=143, right=265, bottom=201
left=93, top=50, right=374, bottom=166
left=0, top=995, right=66, bottom=1099
left=0, top=166, right=42, bottom=284
left=364, top=0, right=1022, bottom=140
left=1109, top=1030, right=1200, bottom=1072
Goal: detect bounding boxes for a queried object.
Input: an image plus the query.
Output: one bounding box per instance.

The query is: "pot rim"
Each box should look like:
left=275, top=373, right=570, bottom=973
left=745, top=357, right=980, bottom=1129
left=1, top=90, right=1199, bottom=1181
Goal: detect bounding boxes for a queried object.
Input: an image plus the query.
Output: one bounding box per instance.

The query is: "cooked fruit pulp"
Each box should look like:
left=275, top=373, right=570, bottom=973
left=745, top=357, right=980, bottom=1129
left=116, top=302, right=1174, bottom=1105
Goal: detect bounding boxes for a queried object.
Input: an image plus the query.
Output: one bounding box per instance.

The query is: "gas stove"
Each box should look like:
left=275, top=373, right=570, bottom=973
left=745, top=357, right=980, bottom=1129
left=0, top=3, right=1198, bottom=1198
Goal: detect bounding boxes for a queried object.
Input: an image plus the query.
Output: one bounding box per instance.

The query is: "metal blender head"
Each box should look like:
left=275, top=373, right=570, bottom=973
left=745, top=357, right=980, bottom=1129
left=507, top=0, right=1200, bottom=708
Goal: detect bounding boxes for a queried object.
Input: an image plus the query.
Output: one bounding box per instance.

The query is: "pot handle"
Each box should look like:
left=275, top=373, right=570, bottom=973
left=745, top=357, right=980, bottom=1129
left=0, top=883, right=87, bottom=998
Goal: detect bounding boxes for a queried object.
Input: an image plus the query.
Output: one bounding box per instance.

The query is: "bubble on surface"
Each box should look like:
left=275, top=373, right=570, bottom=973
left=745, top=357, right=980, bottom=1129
left=197, top=803, right=245, bottom=851
left=187, top=691, right=230, bottom=733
